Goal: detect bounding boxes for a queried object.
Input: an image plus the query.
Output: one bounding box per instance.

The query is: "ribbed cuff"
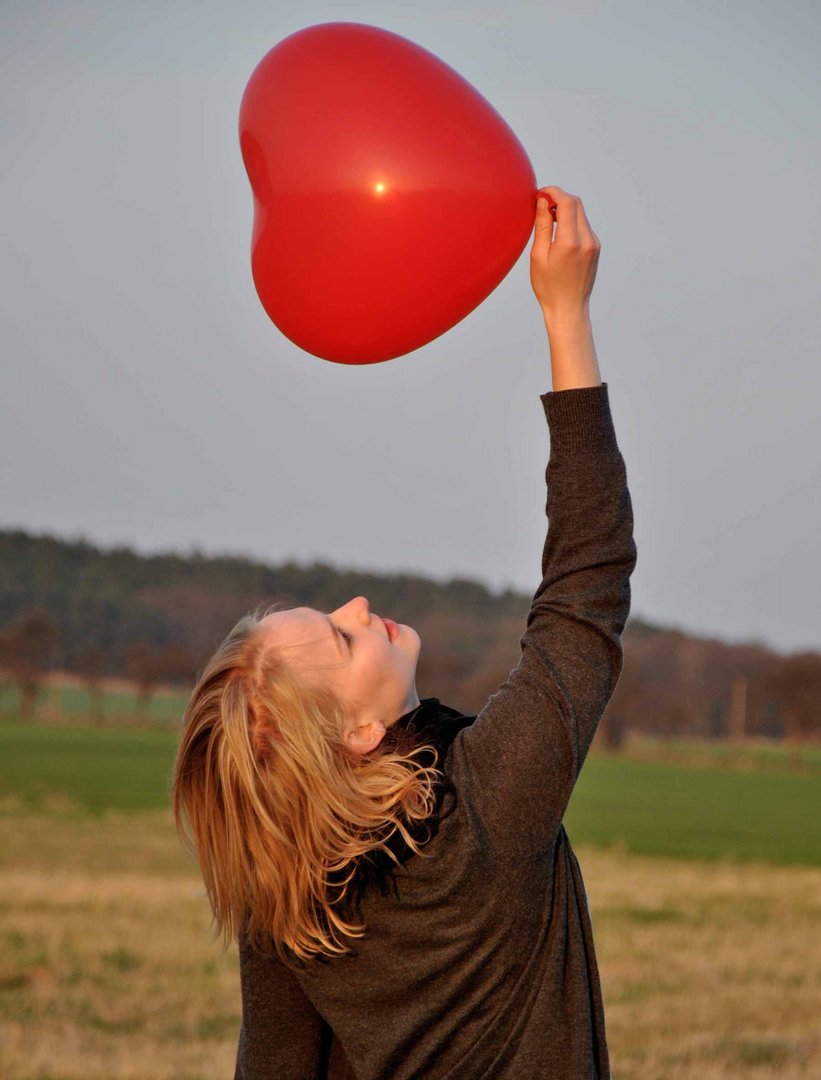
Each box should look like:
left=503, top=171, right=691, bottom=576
left=540, top=382, right=617, bottom=453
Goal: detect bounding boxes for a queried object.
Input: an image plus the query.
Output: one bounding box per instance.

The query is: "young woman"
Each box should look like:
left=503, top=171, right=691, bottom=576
left=172, top=186, right=637, bottom=1079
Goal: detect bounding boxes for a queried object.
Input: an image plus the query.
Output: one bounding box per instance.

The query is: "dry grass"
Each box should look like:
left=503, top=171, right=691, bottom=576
left=0, top=812, right=238, bottom=1080
left=0, top=813, right=819, bottom=1079
left=585, top=850, right=821, bottom=1078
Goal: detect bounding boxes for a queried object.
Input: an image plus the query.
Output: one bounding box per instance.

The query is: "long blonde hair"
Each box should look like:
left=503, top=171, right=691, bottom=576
left=171, top=604, right=441, bottom=962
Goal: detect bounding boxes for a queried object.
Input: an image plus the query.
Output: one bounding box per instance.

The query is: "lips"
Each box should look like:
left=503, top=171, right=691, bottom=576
left=382, top=618, right=400, bottom=643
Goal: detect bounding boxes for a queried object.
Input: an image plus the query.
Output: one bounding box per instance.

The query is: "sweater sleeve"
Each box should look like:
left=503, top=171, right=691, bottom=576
left=448, top=382, right=636, bottom=858
left=234, top=932, right=332, bottom=1080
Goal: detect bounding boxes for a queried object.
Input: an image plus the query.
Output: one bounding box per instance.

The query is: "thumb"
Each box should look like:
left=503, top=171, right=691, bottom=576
left=534, top=194, right=556, bottom=241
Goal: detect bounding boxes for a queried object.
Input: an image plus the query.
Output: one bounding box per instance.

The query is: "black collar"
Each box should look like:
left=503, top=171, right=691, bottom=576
left=343, top=698, right=475, bottom=912
left=387, top=696, right=475, bottom=768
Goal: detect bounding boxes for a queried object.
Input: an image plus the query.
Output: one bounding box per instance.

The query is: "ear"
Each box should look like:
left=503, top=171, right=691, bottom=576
left=344, top=720, right=387, bottom=756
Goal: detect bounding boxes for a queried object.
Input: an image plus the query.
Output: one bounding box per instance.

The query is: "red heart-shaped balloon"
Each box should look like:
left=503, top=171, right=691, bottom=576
left=239, top=22, right=537, bottom=364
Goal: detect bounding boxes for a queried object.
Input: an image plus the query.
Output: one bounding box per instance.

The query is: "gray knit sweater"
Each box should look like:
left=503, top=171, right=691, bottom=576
left=235, top=383, right=637, bottom=1079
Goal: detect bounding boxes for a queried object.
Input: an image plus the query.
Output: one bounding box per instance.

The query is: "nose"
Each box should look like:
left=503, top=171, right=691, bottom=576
left=351, top=596, right=370, bottom=622
left=332, top=596, right=370, bottom=624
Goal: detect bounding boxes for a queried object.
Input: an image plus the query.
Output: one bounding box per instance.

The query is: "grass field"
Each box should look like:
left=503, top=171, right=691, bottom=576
left=2, top=719, right=820, bottom=865
left=565, top=751, right=821, bottom=866
left=1, top=717, right=820, bottom=1078
left=0, top=723, right=177, bottom=814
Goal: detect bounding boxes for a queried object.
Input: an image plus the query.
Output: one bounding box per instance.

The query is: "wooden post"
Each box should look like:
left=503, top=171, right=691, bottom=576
left=729, top=676, right=747, bottom=743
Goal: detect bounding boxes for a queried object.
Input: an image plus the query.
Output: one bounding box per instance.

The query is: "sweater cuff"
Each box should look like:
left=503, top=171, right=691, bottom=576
left=539, top=382, right=617, bottom=454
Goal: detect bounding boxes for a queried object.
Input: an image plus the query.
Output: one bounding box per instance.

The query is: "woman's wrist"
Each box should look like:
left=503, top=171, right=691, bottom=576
left=542, top=307, right=602, bottom=391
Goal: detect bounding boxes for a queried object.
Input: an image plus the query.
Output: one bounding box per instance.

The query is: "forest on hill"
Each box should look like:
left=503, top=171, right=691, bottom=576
left=1, top=528, right=819, bottom=745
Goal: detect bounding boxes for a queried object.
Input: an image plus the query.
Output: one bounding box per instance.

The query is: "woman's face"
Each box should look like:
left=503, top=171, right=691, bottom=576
left=260, top=597, right=421, bottom=753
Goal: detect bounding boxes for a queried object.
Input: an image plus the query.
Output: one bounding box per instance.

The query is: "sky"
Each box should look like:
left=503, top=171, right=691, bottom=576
left=2, top=0, right=819, bottom=655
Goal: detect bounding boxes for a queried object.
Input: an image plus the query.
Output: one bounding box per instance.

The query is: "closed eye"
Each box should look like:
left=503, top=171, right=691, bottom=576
left=334, top=624, right=354, bottom=652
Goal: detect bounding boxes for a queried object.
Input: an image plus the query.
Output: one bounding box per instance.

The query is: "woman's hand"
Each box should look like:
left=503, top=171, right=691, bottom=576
left=529, top=187, right=601, bottom=320
left=530, top=187, right=602, bottom=391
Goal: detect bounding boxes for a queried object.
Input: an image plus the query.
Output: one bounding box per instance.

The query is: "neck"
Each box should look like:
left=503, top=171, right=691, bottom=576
left=391, top=688, right=422, bottom=727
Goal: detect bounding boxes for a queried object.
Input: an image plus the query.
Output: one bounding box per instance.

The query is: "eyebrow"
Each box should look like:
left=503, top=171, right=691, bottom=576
left=324, top=614, right=346, bottom=657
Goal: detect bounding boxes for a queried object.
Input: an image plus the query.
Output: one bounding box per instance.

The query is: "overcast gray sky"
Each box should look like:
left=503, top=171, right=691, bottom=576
left=2, top=0, right=819, bottom=654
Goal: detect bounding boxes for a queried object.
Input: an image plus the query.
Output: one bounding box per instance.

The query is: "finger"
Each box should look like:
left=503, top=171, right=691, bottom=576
left=544, top=189, right=581, bottom=247
left=534, top=194, right=556, bottom=243
left=538, top=185, right=568, bottom=202
left=575, top=199, right=599, bottom=245
left=535, top=190, right=558, bottom=222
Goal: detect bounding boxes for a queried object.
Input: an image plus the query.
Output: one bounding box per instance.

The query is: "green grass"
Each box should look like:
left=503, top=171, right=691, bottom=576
left=565, top=753, right=821, bottom=866
left=0, top=722, right=178, bottom=814
left=1, top=719, right=820, bottom=866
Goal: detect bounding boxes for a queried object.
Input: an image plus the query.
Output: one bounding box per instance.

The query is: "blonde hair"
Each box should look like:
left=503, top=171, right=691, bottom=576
left=171, top=604, right=441, bottom=962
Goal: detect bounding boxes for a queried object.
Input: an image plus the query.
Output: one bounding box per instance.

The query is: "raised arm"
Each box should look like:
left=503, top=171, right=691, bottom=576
left=531, top=185, right=602, bottom=392
left=448, top=189, right=637, bottom=857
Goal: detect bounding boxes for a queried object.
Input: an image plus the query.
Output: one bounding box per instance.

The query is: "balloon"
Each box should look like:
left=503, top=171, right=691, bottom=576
left=239, top=22, right=536, bottom=365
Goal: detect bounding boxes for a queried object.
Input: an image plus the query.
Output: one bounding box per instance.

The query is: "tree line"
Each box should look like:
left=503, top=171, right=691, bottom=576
left=1, top=528, right=819, bottom=745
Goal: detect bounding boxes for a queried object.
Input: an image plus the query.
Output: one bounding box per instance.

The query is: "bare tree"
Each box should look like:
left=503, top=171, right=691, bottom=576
left=125, top=643, right=165, bottom=718
left=75, top=646, right=106, bottom=722
left=0, top=608, right=60, bottom=720
left=159, top=643, right=199, bottom=690
left=762, top=652, right=821, bottom=767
